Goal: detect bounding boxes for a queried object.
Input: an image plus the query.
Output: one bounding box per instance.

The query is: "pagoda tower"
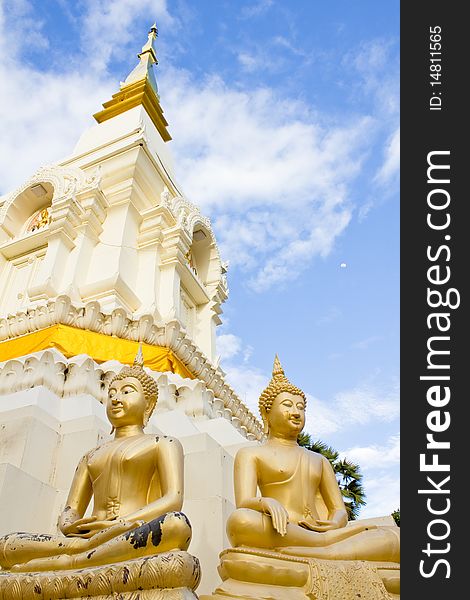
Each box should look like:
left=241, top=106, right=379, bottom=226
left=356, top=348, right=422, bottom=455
left=0, top=26, right=262, bottom=595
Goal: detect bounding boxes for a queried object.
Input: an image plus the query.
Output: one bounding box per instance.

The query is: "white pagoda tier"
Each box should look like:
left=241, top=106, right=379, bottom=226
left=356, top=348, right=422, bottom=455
left=0, top=26, right=261, bottom=595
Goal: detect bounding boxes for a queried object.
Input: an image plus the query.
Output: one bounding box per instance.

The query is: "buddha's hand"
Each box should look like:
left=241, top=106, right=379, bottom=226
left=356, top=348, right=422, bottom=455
left=61, top=515, right=99, bottom=537
left=75, top=518, right=138, bottom=539
left=260, top=498, right=289, bottom=536
left=298, top=519, right=340, bottom=532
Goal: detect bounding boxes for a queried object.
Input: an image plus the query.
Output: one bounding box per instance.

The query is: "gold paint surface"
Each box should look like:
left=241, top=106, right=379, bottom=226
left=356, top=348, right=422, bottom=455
left=94, top=79, right=171, bottom=142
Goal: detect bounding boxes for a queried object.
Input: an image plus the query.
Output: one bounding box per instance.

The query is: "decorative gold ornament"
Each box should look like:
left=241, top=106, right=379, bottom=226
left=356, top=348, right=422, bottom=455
left=26, top=207, right=50, bottom=233
left=0, top=551, right=201, bottom=599
left=200, top=548, right=397, bottom=600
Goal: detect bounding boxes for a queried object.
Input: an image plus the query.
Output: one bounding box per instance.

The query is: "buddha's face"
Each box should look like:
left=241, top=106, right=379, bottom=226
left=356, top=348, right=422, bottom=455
left=107, top=377, right=147, bottom=428
left=267, top=391, right=306, bottom=437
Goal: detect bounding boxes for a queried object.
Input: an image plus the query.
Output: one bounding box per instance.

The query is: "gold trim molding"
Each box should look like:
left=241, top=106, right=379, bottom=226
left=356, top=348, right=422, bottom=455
left=94, top=80, right=171, bottom=142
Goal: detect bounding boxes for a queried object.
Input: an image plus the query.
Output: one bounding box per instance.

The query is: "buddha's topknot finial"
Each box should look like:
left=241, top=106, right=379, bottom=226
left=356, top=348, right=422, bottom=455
left=272, top=354, right=284, bottom=379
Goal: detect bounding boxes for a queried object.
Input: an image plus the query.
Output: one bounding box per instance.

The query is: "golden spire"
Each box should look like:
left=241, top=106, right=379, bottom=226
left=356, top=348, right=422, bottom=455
left=93, top=23, right=171, bottom=142
left=123, top=23, right=160, bottom=94
left=139, top=23, right=158, bottom=62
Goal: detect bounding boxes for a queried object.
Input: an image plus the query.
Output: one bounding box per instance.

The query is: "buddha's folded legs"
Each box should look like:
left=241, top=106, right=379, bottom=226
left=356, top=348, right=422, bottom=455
left=5, top=512, right=192, bottom=573
left=227, top=508, right=377, bottom=550
left=278, top=527, right=401, bottom=562
left=0, top=532, right=87, bottom=570
left=0, top=519, right=141, bottom=570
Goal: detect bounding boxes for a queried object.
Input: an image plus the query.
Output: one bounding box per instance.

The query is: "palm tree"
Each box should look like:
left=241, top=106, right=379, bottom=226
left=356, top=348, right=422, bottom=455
left=298, top=433, right=366, bottom=520
left=391, top=508, right=400, bottom=527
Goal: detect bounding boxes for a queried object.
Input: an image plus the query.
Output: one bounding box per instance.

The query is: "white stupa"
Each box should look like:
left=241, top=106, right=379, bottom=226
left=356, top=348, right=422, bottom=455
left=0, top=26, right=262, bottom=594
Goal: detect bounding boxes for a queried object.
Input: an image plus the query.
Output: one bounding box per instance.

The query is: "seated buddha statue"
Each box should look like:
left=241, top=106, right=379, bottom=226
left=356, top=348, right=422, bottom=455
left=226, top=356, right=400, bottom=563
left=0, top=348, right=192, bottom=573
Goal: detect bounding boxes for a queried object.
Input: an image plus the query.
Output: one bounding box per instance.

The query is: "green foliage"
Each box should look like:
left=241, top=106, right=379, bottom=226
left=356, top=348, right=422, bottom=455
left=391, top=508, right=400, bottom=527
left=297, top=432, right=313, bottom=448
left=298, top=433, right=366, bottom=520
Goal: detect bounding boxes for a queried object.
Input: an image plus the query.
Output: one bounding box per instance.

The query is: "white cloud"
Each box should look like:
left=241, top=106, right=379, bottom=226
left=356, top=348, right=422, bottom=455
left=216, top=331, right=261, bottom=401
left=348, top=39, right=399, bottom=118
left=165, top=79, right=371, bottom=213
left=0, top=64, right=113, bottom=193
left=358, top=472, right=400, bottom=519
left=305, top=381, right=399, bottom=438
left=341, top=434, right=400, bottom=471
left=339, top=435, right=400, bottom=519
left=240, top=0, right=274, bottom=19
left=335, top=383, right=399, bottom=425
left=221, top=363, right=268, bottom=416
left=1, top=5, right=385, bottom=293
left=375, top=127, right=400, bottom=184
left=163, top=69, right=375, bottom=290
left=316, top=306, right=343, bottom=326
left=237, top=35, right=309, bottom=74
left=351, top=335, right=382, bottom=350
left=304, top=393, right=342, bottom=438
left=79, top=0, right=174, bottom=73
left=237, top=51, right=263, bottom=72
left=243, top=345, right=253, bottom=363
left=345, top=38, right=399, bottom=216
left=352, top=40, right=390, bottom=75
left=0, top=0, right=49, bottom=54
left=217, top=333, right=243, bottom=361
left=237, top=49, right=280, bottom=74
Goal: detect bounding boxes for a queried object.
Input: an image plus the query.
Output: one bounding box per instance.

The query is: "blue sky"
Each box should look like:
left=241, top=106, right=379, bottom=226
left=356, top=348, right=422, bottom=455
left=0, top=0, right=399, bottom=517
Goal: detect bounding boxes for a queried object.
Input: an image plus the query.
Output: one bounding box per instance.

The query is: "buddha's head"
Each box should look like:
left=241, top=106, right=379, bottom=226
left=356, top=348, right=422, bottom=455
left=259, top=355, right=306, bottom=437
left=107, top=345, right=158, bottom=429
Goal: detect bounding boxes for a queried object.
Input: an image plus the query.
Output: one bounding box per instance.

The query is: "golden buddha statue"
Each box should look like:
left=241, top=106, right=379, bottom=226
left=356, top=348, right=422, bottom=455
left=0, top=347, right=195, bottom=584
left=202, top=356, right=400, bottom=600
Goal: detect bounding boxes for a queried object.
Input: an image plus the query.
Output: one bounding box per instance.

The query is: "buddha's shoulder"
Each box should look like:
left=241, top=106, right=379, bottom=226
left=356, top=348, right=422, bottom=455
left=235, top=444, right=263, bottom=461
left=301, top=448, right=331, bottom=468
left=151, top=434, right=183, bottom=451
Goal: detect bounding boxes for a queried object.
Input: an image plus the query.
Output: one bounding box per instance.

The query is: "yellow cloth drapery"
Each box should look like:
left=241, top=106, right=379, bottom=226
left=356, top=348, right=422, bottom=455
left=0, top=324, right=194, bottom=379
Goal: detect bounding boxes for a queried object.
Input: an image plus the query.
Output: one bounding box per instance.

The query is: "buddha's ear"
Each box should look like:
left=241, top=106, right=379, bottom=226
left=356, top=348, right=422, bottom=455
left=143, top=397, right=157, bottom=427
left=260, top=407, right=269, bottom=435
left=143, top=407, right=151, bottom=428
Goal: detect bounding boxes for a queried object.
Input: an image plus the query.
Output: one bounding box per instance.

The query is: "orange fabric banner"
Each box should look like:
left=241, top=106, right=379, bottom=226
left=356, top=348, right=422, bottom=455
left=0, top=324, right=194, bottom=379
